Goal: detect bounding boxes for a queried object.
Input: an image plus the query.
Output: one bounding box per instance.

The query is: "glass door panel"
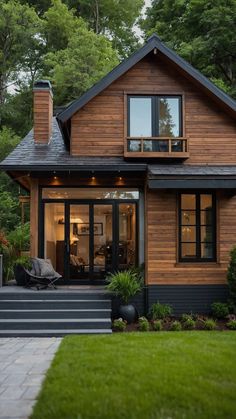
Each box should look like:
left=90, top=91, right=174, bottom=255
left=44, top=203, right=65, bottom=276
left=69, top=204, right=90, bottom=279
left=93, top=204, right=113, bottom=279
left=118, top=203, right=136, bottom=270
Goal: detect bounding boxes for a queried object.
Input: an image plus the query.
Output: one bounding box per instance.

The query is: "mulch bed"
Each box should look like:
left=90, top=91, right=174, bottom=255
left=113, top=316, right=235, bottom=332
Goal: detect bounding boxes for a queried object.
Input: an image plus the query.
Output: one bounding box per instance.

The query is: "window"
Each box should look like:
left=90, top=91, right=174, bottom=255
left=179, top=193, right=216, bottom=262
left=128, top=95, right=182, bottom=153
left=128, top=95, right=182, bottom=138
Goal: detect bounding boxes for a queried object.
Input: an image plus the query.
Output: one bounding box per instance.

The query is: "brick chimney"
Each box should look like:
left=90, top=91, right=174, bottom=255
left=33, top=80, right=53, bottom=144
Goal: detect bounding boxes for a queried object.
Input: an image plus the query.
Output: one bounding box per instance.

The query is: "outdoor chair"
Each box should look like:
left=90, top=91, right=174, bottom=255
left=24, top=258, right=62, bottom=290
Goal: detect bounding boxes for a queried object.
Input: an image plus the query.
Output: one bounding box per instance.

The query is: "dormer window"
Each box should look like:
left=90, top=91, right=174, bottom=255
left=126, top=95, right=188, bottom=157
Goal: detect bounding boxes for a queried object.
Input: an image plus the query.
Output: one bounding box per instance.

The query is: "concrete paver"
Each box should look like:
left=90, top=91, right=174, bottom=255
left=0, top=337, right=61, bottom=418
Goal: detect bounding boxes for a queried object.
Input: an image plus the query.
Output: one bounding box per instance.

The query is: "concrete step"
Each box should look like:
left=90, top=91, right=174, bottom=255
left=0, top=309, right=111, bottom=319
left=0, top=318, right=111, bottom=330
left=0, top=329, right=112, bottom=337
left=0, top=291, right=111, bottom=301
left=0, top=299, right=111, bottom=310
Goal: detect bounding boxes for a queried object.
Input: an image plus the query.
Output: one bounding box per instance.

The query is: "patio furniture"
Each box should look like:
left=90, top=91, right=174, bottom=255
left=24, top=258, right=62, bottom=290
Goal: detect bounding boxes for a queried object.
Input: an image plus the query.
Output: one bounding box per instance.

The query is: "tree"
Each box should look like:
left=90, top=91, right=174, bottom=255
left=20, top=0, right=144, bottom=57
left=0, top=0, right=41, bottom=107
left=43, top=1, right=119, bottom=104
left=141, top=0, right=236, bottom=98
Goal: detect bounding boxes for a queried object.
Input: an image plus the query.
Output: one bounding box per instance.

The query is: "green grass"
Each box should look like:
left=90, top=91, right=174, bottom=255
left=31, top=332, right=236, bottom=419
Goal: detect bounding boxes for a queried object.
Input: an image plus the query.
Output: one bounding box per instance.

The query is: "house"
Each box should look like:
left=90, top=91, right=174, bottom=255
left=1, top=34, right=236, bottom=317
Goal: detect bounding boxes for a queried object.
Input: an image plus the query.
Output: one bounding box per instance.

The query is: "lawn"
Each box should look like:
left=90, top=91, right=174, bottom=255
left=31, top=332, right=236, bottom=419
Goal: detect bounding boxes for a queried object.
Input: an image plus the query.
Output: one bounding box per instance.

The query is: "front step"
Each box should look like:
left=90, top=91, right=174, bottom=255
left=0, top=290, right=112, bottom=336
left=0, top=309, right=110, bottom=319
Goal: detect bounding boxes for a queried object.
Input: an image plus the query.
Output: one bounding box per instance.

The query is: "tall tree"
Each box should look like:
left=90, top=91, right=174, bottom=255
left=42, top=0, right=118, bottom=104
left=141, top=0, right=236, bottom=98
left=20, top=0, right=144, bottom=57
left=0, top=0, right=41, bottom=108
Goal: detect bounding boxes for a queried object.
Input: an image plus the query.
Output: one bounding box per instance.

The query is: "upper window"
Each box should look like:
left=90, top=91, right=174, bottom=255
left=179, top=193, right=216, bottom=262
left=128, top=95, right=182, bottom=138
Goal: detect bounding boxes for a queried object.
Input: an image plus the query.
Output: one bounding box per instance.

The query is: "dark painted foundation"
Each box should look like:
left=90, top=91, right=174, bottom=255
left=112, top=284, right=229, bottom=318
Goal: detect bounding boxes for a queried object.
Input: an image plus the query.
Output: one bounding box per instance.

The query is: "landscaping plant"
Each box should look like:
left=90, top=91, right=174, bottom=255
left=182, top=317, right=196, bottom=330
left=138, top=317, right=150, bottom=332
left=149, top=302, right=172, bottom=320
left=226, top=320, right=236, bottom=330
left=203, top=319, right=217, bottom=330
left=152, top=320, right=162, bottom=331
left=106, top=270, right=141, bottom=305
left=211, top=302, right=229, bottom=319
left=113, top=318, right=127, bottom=332
left=170, top=321, right=182, bottom=331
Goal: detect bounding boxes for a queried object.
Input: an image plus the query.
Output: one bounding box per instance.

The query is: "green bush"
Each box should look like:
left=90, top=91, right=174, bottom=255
left=14, top=255, right=31, bottom=269
left=106, top=270, right=142, bottom=305
left=8, top=222, right=30, bottom=255
left=149, top=302, right=172, bottom=320
left=113, top=318, right=127, bottom=332
left=182, top=318, right=196, bottom=330
left=152, top=320, right=162, bottom=331
left=227, top=246, right=236, bottom=304
left=211, top=302, right=229, bottom=319
left=181, top=313, right=193, bottom=322
left=203, top=319, right=217, bottom=330
left=138, top=316, right=149, bottom=332
left=170, top=321, right=182, bottom=331
left=226, top=320, right=236, bottom=330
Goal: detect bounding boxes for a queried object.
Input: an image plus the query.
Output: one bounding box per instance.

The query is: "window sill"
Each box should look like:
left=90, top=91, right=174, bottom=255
left=175, top=262, right=222, bottom=268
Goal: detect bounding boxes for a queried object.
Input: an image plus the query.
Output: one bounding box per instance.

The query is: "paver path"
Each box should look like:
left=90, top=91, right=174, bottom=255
left=0, top=337, right=62, bottom=419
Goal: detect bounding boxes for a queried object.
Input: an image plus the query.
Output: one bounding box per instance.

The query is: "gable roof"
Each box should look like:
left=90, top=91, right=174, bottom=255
left=57, top=33, right=236, bottom=124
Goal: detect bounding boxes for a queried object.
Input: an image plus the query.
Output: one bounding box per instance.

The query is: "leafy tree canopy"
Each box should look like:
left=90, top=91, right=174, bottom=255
left=141, top=0, right=236, bottom=98
left=43, top=0, right=119, bottom=104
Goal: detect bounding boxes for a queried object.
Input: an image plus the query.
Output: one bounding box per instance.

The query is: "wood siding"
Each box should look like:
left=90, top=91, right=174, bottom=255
left=71, top=53, right=236, bottom=162
left=145, top=189, right=236, bottom=285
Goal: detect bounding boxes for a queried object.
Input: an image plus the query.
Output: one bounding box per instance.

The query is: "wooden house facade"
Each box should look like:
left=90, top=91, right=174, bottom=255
left=1, top=34, right=236, bottom=314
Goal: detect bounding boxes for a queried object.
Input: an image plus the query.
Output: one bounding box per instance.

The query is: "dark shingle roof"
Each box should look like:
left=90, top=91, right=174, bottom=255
left=149, top=165, right=236, bottom=177
left=0, top=119, right=146, bottom=172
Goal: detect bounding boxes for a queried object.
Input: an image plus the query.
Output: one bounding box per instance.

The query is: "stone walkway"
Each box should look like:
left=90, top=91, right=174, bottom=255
left=0, top=338, right=62, bottom=419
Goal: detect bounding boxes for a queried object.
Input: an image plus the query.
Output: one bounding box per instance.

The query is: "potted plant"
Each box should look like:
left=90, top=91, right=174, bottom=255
left=13, top=255, right=31, bottom=286
left=106, top=269, right=142, bottom=323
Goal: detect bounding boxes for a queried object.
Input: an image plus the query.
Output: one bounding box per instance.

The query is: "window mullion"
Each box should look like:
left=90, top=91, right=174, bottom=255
left=196, top=193, right=201, bottom=260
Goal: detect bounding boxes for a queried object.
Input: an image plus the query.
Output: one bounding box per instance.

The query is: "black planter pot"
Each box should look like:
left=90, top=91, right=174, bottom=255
left=14, top=265, right=27, bottom=286
left=119, top=304, right=136, bottom=324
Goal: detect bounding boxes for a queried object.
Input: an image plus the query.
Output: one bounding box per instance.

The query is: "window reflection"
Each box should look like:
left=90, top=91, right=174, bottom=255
left=129, top=97, right=152, bottom=137
left=159, top=98, right=180, bottom=137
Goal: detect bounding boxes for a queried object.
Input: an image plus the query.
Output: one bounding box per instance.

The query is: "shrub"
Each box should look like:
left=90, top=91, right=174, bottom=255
left=227, top=246, right=236, bottom=304
left=8, top=222, right=30, bottom=255
left=203, top=319, right=217, bottom=330
left=138, top=316, right=149, bottom=332
left=149, top=302, right=172, bottom=320
left=211, top=302, right=229, bottom=319
left=14, top=255, right=31, bottom=269
left=113, top=318, right=127, bottom=332
left=170, top=321, right=182, bottom=331
left=181, top=313, right=193, bottom=322
left=182, top=318, right=196, bottom=330
left=106, top=270, right=142, bottom=304
left=227, top=320, right=236, bottom=330
left=152, top=320, right=162, bottom=331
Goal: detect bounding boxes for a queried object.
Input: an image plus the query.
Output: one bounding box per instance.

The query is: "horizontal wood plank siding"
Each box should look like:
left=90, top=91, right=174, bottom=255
left=71, top=53, right=236, bottom=161
left=146, top=189, right=236, bottom=285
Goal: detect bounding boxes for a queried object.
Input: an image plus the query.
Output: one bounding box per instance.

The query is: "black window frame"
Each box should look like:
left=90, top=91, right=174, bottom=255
left=127, top=95, right=183, bottom=137
left=178, top=192, right=216, bottom=262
